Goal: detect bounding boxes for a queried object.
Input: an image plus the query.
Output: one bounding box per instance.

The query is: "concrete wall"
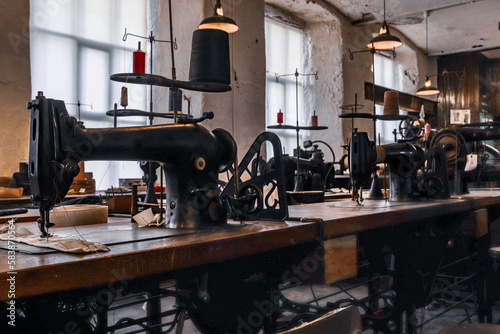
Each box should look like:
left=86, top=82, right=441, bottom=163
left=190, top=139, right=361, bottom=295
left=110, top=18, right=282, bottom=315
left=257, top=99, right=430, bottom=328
left=0, top=0, right=30, bottom=177
left=303, top=20, right=344, bottom=162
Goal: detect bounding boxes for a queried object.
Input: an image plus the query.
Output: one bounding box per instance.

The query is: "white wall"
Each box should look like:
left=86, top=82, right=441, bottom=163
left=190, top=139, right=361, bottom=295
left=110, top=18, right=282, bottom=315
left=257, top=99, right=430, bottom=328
left=303, top=21, right=344, bottom=162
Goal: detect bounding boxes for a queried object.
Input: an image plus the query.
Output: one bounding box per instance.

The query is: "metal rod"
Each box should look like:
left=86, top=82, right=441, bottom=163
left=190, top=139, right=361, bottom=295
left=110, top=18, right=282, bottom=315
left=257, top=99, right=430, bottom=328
left=149, top=31, right=154, bottom=126
left=295, top=69, right=300, bottom=180
left=168, top=0, right=176, bottom=81
left=113, top=103, right=118, bottom=128
left=372, top=49, right=377, bottom=140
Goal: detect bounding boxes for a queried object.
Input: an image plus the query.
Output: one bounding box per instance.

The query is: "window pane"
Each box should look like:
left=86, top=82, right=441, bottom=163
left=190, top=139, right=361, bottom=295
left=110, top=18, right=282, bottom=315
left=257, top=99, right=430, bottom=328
left=31, top=0, right=76, bottom=35
left=30, top=33, right=77, bottom=105
left=265, top=18, right=304, bottom=157
left=31, top=0, right=148, bottom=191
left=79, top=47, right=109, bottom=119
left=78, top=0, right=113, bottom=43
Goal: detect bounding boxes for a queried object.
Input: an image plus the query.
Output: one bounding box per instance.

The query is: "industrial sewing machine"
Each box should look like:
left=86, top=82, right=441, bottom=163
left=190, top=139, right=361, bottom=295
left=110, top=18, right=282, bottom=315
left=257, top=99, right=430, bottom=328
left=348, top=129, right=450, bottom=202
left=268, top=143, right=335, bottom=192
left=28, top=92, right=291, bottom=237
left=431, top=123, right=500, bottom=193
left=28, top=92, right=238, bottom=236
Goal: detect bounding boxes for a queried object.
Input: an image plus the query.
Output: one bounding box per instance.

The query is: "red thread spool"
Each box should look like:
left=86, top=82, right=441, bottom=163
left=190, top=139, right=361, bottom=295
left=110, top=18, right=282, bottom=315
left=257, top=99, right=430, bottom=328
left=311, top=111, right=318, bottom=127
left=133, top=41, right=145, bottom=73
left=277, top=109, right=283, bottom=124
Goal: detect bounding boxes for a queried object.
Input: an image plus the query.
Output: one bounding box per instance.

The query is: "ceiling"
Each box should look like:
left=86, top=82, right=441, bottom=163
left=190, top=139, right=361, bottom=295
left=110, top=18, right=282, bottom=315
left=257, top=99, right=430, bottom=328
left=265, top=0, right=500, bottom=58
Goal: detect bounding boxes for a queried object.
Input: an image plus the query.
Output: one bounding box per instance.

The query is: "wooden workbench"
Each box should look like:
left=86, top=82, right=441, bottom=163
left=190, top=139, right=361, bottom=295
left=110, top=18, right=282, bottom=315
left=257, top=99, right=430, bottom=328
left=1, top=190, right=499, bottom=301
left=0, top=189, right=499, bottom=334
left=0, top=218, right=318, bottom=301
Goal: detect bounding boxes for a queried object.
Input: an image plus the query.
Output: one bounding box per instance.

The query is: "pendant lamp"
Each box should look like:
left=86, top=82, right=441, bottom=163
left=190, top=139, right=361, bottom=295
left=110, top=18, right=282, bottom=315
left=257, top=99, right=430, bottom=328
left=367, top=0, right=403, bottom=50
left=416, top=12, right=440, bottom=96
left=199, top=0, right=239, bottom=34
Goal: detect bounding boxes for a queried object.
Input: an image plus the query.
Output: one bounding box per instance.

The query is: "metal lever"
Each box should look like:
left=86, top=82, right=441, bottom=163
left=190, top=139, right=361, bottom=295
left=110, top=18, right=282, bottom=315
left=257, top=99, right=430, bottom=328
left=177, top=111, right=214, bottom=124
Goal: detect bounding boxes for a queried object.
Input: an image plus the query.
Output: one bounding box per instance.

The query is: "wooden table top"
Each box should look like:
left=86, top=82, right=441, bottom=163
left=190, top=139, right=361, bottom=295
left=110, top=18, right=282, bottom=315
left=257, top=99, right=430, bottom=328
left=288, top=197, right=473, bottom=238
left=2, top=189, right=500, bottom=301
left=0, top=218, right=318, bottom=300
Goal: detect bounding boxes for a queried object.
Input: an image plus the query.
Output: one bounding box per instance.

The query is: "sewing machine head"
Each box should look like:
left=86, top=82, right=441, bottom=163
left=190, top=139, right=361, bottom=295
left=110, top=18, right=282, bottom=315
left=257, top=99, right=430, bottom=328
left=28, top=93, right=236, bottom=236
left=348, top=129, right=449, bottom=202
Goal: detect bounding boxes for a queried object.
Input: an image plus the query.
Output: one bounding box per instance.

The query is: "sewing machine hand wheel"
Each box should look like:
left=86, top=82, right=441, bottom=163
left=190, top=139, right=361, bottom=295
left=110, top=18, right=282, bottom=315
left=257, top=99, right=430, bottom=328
left=424, top=176, right=444, bottom=198
left=399, top=117, right=421, bottom=139
left=238, top=184, right=262, bottom=216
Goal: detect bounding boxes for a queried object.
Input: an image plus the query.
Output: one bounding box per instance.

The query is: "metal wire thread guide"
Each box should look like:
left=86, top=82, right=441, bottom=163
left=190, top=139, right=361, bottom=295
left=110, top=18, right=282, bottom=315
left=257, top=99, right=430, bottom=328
left=274, top=69, right=319, bottom=192
left=66, top=101, right=93, bottom=121
left=122, top=28, right=178, bottom=124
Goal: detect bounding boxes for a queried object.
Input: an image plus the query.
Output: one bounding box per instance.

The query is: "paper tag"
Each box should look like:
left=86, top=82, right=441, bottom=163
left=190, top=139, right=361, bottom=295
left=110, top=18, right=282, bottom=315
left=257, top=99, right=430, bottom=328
left=133, top=208, right=164, bottom=226
left=464, top=154, right=478, bottom=172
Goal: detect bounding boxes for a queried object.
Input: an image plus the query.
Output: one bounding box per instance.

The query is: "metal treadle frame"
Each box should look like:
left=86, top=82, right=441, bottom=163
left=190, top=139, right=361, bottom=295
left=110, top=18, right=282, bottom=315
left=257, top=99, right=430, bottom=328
left=221, top=131, right=288, bottom=221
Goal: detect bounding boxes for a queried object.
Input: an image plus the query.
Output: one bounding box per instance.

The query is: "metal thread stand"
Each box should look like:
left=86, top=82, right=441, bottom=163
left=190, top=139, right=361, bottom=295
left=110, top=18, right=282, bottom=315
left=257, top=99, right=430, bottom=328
left=121, top=0, right=178, bottom=218
left=347, top=47, right=398, bottom=199
left=274, top=69, right=319, bottom=191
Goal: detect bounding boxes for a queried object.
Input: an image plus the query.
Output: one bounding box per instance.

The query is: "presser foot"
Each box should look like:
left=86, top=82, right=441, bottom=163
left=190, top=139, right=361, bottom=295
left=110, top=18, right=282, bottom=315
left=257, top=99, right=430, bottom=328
left=37, top=210, right=55, bottom=238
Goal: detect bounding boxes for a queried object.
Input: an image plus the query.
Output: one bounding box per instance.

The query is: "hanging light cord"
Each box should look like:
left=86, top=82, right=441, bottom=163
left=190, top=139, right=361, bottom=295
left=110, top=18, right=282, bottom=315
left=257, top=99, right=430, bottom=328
left=425, top=11, right=429, bottom=56
left=383, top=0, right=386, bottom=22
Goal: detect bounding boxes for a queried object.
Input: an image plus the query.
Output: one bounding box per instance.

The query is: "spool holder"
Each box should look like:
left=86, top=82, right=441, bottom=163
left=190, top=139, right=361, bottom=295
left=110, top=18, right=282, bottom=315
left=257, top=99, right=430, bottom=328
left=271, top=69, right=320, bottom=192
left=122, top=28, right=178, bottom=125
left=119, top=0, right=178, bottom=212
left=346, top=47, right=399, bottom=200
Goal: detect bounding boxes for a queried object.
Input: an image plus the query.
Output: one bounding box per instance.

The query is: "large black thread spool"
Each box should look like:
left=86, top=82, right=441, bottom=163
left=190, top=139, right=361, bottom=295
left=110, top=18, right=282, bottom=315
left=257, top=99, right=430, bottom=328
left=189, top=29, right=230, bottom=85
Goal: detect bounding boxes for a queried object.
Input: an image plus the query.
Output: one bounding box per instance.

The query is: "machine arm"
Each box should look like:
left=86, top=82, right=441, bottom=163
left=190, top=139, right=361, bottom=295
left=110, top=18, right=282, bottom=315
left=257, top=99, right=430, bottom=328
left=28, top=95, right=236, bottom=235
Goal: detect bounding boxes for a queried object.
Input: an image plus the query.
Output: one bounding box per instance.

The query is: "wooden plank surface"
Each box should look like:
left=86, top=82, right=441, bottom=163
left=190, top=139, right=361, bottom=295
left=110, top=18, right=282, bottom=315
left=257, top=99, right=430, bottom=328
left=0, top=219, right=318, bottom=300
left=455, top=189, right=500, bottom=209
left=288, top=198, right=473, bottom=238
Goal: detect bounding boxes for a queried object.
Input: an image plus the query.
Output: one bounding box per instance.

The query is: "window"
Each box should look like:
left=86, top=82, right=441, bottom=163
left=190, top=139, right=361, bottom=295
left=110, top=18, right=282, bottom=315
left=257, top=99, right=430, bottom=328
left=265, top=18, right=304, bottom=156
left=30, top=0, right=147, bottom=190
left=374, top=53, right=405, bottom=144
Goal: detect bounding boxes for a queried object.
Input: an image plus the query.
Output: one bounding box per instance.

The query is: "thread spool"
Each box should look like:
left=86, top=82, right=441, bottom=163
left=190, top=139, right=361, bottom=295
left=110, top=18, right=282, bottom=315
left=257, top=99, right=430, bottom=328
left=74, top=162, right=85, bottom=181
left=383, top=91, right=399, bottom=115
left=424, top=123, right=431, bottom=141
left=312, top=110, right=318, bottom=127
left=133, top=41, right=145, bottom=73
left=120, top=86, right=128, bottom=107
left=189, top=29, right=230, bottom=84
left=277, top=109, right=283, bottom=124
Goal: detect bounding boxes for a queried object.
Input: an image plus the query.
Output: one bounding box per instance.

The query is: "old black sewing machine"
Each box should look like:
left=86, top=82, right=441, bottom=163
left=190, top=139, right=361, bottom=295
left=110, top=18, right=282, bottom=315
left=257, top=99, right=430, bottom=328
left=28, top=93, right=240, bottom=237
left=348, top=129, right=450, bottom=202
left=267, top=140, right=335, bottom=192
left=344, top=130, right=494, bottom=333
left=431, top=122, right=500, bottom=194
